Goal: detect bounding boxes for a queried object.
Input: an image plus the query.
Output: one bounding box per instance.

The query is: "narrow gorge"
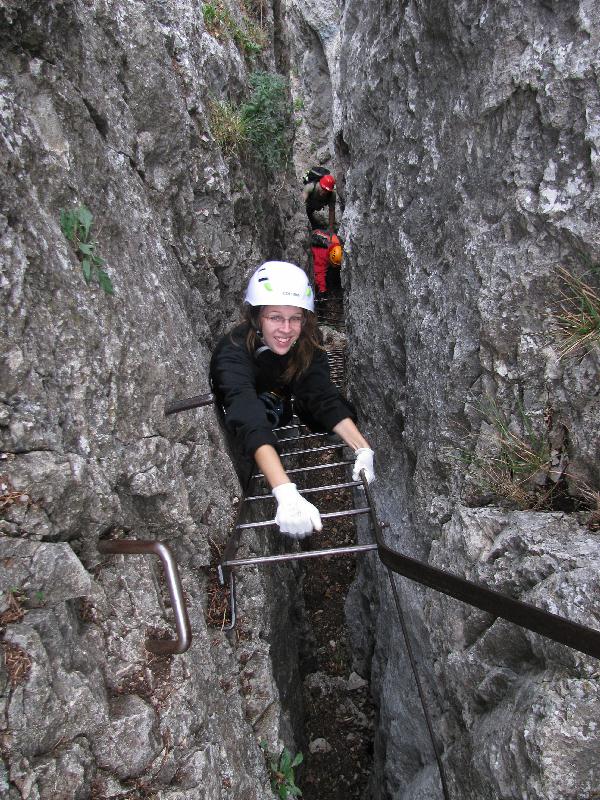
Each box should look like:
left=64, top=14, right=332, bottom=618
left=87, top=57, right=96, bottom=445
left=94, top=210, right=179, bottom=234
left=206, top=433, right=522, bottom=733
left=1, top=1, right=599, bottom=799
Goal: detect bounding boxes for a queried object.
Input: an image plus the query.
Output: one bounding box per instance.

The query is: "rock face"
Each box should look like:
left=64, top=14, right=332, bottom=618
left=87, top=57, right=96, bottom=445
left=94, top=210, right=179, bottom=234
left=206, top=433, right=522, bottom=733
left=282, top=0, right=341, bottom=169
left=0, top=0, right=305, bottom=797
left=3, top=0, right=600, bottom=798
left=338, top=1, right=600, bottom=798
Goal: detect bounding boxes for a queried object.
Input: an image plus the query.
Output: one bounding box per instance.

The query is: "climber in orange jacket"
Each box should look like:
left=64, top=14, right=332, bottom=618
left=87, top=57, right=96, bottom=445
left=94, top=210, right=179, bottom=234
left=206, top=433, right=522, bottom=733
left=310, top=229, right=343, bottom=300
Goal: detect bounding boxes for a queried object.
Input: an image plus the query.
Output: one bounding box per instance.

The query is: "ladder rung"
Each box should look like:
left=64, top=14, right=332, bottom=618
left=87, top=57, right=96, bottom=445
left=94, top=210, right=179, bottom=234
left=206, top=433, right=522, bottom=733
left=245, top=480, right=362, bottom=501
left=279, top=443, right=345, bottom=458
left=277, top=432, right=332, bottom=444
left=275, top=421, right=317, bottom=434
left=222, top=543, right=378, bottom=568
left=251, top=460, right=354, bottom=480
left=236, top=507, right=370, bottom=530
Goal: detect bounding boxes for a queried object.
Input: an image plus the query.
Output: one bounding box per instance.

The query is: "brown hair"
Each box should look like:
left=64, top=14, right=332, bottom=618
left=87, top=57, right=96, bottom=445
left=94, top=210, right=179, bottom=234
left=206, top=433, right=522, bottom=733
left=242, top=305, right=324, bottom=383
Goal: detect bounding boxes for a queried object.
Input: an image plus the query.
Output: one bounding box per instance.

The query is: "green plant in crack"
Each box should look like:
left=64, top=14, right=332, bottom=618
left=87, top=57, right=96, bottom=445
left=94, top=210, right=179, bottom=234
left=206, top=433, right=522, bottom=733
left=60, top=205, right=113, bottom=294
left=202, top=0, right=265, bottom=56
left=260, top=741, right=303, bottom=798
left=554, top=264, right=600, bottom=358
left=209, top=72, right=293, bottom=171
left=202, top=1, right=220, bottom=29
left=231, top=14, right=264, bottom=54
left=241, top=71, right=292, bottom=172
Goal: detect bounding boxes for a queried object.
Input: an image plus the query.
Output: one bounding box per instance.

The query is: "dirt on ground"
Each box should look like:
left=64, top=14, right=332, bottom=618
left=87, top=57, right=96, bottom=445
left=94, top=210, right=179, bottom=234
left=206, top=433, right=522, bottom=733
left=295, top=454, right=375, bottom=800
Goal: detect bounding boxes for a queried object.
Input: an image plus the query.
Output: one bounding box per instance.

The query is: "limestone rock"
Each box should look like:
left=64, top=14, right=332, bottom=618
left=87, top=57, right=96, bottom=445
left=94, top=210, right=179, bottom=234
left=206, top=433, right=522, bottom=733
left=92, top=694, right=163, bottom=780
left=0, top=0, right=302, bottom=796
left=309, top=736, right=332, bottom=754
left=0, top=540, right=91, bottom=606
left=338, top=1, right=600, bottom=797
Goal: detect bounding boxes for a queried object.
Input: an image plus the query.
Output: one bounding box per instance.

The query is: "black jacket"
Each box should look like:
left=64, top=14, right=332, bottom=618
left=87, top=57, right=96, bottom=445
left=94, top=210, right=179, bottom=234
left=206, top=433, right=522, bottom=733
left=210, top=323, right=355, bottom=457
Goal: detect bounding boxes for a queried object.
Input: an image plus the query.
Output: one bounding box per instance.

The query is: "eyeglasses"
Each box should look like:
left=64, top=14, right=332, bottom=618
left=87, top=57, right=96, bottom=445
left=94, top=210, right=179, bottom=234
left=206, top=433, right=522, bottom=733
left=262, top=314, right=305, bottom=328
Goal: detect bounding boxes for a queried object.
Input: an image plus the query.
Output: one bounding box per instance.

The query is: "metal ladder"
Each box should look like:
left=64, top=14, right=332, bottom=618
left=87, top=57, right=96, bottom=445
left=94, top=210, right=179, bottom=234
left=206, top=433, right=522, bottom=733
left=216, top=417, right=379, bottom=630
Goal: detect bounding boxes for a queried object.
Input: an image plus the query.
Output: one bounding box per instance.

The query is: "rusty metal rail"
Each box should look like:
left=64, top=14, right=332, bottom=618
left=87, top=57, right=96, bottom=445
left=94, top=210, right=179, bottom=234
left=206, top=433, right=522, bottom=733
left=98, top=539, right=192, bottom=655
left=164, top=392, right=214, bottom=416
left=360, top=474, right=600, bottom=660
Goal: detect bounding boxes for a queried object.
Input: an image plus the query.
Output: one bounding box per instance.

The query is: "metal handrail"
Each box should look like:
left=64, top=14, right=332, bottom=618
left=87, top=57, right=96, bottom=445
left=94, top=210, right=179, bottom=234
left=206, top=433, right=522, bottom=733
left=98, top=539, right=192, bottom=654
left=360, top=475, right=600, bottom=659
left=164, top=392, right=215, bottom=416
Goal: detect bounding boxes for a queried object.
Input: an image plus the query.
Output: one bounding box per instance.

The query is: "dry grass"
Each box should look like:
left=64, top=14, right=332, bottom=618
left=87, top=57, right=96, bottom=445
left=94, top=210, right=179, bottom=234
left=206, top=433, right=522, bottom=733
left=462, top=400, right=564, bottom=511
left=242, top=0, right=269, bottom=24
left=0, top=591, right=26, bottom=628
left=208, top=99, right=247, bottom=158
left=1, top=640, right=32, bottom=686
left=0, top=475, right=30, bottom=513
left=554, top=265, right=600, bottom=358
left=206, top=538, right=231, bottom=629
left=462, top=400, right=599, bottom=523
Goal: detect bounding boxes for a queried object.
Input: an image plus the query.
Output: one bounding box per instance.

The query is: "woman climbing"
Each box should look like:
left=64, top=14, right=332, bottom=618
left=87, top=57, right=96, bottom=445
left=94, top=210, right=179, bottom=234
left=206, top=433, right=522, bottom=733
left=210, top=261, right=375, bottom=539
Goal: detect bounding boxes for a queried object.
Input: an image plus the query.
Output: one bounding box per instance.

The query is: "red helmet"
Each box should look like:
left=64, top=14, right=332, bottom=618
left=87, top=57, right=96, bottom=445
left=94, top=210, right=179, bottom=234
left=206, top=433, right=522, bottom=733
left=319, top=174, right=336, bottom=192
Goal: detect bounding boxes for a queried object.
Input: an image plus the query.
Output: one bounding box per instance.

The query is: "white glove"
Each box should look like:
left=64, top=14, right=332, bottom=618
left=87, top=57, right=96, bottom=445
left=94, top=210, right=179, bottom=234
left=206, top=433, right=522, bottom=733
left=352, top=448, right=375, bottom=483
left=272, top=483, right=322, bottom=539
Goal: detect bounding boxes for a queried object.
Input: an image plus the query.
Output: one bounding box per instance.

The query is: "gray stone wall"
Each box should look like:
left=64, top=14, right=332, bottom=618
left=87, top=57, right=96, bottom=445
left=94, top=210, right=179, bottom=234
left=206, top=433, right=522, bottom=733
left=3, top=0, right=600, bottom=797
left=338, top=1, right=600, bottom=798
left=0, top=1, right=304, bottom=797
left=282, top=0, right=340, bottom=170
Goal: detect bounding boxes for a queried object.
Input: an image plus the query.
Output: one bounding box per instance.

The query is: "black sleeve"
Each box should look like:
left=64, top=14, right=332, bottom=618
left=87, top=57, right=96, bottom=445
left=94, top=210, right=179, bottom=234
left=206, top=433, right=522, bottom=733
left=210, top=335, right=279, bottom=458
left=293, top=349, right=355, bottom=431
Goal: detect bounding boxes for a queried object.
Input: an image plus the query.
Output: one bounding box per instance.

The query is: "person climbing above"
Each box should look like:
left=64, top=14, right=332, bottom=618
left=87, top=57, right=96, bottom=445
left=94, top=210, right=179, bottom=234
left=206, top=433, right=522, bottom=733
left=210, top=261, right=375, bottom=539
left=303, top=170, right=337, bottom=231
left=310, top=229, right=343, bottom=300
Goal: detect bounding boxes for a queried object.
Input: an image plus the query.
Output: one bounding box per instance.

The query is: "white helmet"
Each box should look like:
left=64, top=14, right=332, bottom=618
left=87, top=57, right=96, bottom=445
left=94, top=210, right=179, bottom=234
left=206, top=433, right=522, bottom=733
left=244, top=261, right=315, bottom=312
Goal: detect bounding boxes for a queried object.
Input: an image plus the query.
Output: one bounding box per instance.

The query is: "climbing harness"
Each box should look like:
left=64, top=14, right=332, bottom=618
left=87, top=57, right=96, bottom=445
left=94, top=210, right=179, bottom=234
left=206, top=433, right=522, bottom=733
left=257, top=391, right=291, bottom=428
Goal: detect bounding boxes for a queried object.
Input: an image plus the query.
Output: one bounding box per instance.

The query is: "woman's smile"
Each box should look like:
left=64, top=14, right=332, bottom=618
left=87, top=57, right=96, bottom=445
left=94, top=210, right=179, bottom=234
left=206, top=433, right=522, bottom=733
left=265, top=331, right=296, bottom=354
